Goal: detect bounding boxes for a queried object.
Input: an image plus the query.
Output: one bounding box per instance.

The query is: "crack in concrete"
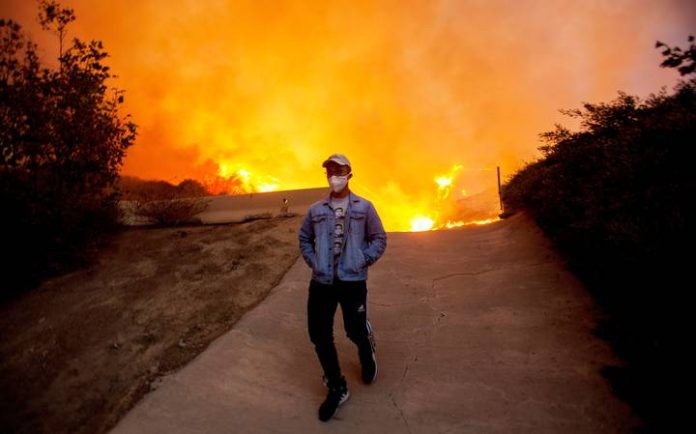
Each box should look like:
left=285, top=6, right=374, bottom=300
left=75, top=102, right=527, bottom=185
left=370, top=301, right=411, bottom=307
left=399, top=356, right=413, bottom=383
left=387, top=348, right=417, bottom=433
left=389, top=394, right=412, bottom=434
left=431, top=269, right=497, bottom=288
left=512, top=260, right=557, bottom=269
left=416, top=269, right=497, bottom=322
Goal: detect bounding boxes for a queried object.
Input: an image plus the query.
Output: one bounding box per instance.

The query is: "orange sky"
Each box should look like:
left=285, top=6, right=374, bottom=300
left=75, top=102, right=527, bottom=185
left=1, top=0, right=694, bottom=230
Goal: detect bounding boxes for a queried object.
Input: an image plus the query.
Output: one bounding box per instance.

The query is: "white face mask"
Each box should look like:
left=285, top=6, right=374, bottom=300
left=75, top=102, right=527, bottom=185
left=328, top=175, right=349, bottom=193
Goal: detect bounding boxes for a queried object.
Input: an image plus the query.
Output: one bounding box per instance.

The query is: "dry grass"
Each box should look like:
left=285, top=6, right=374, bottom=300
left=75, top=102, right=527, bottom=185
left=0, top=215, right=303, bottom=434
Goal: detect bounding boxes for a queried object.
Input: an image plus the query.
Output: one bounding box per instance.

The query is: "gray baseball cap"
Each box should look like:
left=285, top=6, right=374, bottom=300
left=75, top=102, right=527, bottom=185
left=321, top=153, right=351, bottom=169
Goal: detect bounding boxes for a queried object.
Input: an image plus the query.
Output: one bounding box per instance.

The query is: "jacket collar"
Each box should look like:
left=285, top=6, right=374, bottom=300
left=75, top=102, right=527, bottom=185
left=321, top=190, right=360, bottom=206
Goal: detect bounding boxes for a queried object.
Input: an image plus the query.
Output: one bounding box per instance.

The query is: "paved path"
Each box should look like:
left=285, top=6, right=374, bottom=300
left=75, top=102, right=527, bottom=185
left=109, top=213, right=638, bottom=433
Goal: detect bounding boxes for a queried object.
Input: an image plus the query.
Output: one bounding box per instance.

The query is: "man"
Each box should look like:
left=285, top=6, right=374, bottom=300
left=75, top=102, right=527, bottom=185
left=298, top=153, right=387, bottom=421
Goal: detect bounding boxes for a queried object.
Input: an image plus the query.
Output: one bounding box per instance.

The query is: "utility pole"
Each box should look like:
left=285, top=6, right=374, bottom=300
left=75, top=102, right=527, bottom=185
left=497, top=166, right=504, bottom=213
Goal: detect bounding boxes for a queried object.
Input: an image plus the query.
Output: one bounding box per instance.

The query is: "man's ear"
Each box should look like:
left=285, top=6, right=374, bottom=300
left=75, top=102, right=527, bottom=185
left=348, top=173, right=353, bottom=180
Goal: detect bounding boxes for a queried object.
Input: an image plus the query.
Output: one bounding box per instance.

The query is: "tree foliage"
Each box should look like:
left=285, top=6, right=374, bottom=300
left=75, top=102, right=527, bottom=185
left=0, top=2, right=136, bottom=296
left=656, top=35, right=696, bottom=76
left=503, top=35, right=695, bottom=285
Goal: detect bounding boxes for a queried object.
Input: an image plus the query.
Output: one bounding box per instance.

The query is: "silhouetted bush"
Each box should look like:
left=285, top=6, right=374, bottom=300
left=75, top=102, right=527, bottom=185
left=131, top=198, right=209, bottom=226
left=116, top=176, right=211, bottom=226
left=117, top=176, right=210, bottom=201
left=0, top=2, right=136, bottom=297
left=502, top=36, right=695, bottom=432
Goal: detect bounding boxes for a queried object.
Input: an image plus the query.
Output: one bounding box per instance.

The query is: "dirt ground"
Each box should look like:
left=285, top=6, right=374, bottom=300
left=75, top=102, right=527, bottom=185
left=0, top=215, right=304, bottom=434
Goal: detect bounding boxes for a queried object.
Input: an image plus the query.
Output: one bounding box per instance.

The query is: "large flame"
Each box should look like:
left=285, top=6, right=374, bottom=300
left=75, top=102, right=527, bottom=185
left=410, top=217, right=435, bottom=232
left=1, top=1, right=690, bottom=231
left=198, top=160, right=501, bottom=232
left=407, top=164, right=500, bottom=232
left=217, top=163, right=279, bottom=193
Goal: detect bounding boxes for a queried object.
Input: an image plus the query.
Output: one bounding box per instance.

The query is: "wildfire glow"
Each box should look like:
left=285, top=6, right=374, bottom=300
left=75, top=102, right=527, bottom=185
left=435, top=165, right=463, bottom=201
left=215, top=163, right=279, bottom=194
left=410, top=217, right=435, bottom=232
left=435, top=176, right=453, bottom=189
left=409, top=215, right=501, bottom=232
left=3, top=1, right=687, bottom=232
left=444, top=218, right=501, bottom=229
left=393, top=164, right=499, bottom=232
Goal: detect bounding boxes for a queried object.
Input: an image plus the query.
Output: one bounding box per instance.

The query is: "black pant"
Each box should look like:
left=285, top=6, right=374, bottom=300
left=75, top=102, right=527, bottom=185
left=307, top=278, right=374, bottom=386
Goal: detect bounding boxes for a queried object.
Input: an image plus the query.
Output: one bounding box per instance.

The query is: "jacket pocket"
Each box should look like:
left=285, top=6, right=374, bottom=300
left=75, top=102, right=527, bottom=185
left=357, top=249, right=367, bottom=269
left=311, top=213, right=327, bottom=235
left=345, top=244, right=367, bottom=273
left=311, top=213, right=328, bottom=223
left=349, top=211, right=366, bottom=238
left=310, top=213, right=329, bottom=279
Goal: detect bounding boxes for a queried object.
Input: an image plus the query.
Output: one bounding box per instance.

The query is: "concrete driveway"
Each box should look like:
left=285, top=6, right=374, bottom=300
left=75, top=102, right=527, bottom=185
left=109, top=213, right=638, bottom=433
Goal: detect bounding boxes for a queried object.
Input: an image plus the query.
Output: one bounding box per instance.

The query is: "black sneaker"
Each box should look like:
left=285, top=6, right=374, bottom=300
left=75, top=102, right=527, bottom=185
left=359, top=332, right=377, bottom=384
left=318, top=377, right=350, bottom=422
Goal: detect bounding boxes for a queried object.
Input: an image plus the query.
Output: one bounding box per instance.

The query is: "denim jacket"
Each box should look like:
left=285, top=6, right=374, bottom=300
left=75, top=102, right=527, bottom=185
left=299, top=191, right=387, bottom=284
